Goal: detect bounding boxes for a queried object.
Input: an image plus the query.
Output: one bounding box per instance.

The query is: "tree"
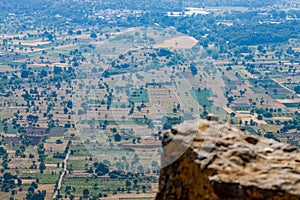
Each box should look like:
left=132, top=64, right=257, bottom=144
left=90, top=32, right=97, bottom=39
left=189, top=62, right=197, bottom=76
left=257, top=115, right=263, bottom=120
left=294, top=85, right=300, bottom=94
left=91, top=67, right=97, bottom=73
left=95, top=162, right=109, bottom=176
left=126, top=180, right=131, bottom=188
left=83, top=188, right=90, bottom=198
left=227, top=96, right=234, bottom=103
left=68, top=29, right=74, bottom=35
left=142, top=185, right=147, bottom=193
left=53, top=66, right=63, bottom=74
left=230, top=112, right=236, bottom=117
left=265, top=132, right=280, bottom=142
left=172, top=107, right=177, bottom=113
left=21, top=70, right=29, bottom=78
left=17, top=178, right=22, bottom=186
left=133, top=179, right=138, bottom=187
left=39, top=161, right=46, bottom=173
left=87, top=167, right=93, bottom=173
left=66, top=100, right=73, bottom=109
left=263, top=112, right=272, bottom=118
left=39, top=69, right=48, bottom=77
left=151, top=160, right=159, bottom=171
left=2, top=172, right=16, bottom=192
left=114, top=133, right=121, bottom=142
left=31, top=182, right=38, bottom=189
left=27, top=115, right=39, bottom=123
left=56, top=139, right=63, bottom=144
left=163, top=122, right=172, bottom=130
left=26, top=190, right=46, bottom=200
left=137, top=165, right=144, bottom=174
left=3, top=172, right=14, bottom=182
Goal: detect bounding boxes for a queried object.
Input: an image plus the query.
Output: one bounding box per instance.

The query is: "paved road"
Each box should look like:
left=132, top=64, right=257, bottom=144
left=52, top=151, right=70, bottom=199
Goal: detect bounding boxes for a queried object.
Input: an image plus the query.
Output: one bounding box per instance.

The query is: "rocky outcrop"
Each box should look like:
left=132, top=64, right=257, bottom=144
left=156, top=118, right=300, bottom=200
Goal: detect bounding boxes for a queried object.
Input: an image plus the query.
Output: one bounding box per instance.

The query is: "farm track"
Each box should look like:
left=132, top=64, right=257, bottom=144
left=270, top=77, right=300, bottom=98
left=52, top=151, right=70, bottom=199
left=257, top=69, right=300, bottom=98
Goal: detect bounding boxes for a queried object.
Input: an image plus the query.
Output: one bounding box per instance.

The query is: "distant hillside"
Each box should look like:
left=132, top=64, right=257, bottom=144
left=199, top=0, right=279, bottom=7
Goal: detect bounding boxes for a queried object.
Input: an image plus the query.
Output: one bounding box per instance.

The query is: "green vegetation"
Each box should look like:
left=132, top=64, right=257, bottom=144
left=283, top=103, right=300, bottom=108
left=129, top=88, right=149, bottom=103
left=242, top=126, right=259, bottom=135
left=191, top=89, right=212, bottom=109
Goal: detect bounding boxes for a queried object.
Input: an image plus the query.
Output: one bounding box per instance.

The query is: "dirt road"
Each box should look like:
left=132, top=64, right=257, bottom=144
left=52, top=151, right=70, bottom=199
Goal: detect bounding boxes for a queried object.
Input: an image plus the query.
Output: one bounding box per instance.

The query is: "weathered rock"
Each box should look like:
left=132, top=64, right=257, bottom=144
left=156, top=119, right=300, bottom=200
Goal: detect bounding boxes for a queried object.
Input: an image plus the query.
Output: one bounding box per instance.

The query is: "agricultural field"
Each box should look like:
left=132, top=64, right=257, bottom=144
left=0, top=24, right=206, bottom=199
left=0, top=0, right=300, bottom=199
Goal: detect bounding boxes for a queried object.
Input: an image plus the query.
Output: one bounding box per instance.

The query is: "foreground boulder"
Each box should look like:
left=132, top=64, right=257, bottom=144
left=156, top=119, right=300, bottom=200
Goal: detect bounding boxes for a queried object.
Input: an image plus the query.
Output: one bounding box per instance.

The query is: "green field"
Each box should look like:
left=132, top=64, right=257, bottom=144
left=0, top=122, right=18, bottom=134
left=61, top=179, right=127, bottom=196
left=129, top=88, right=149, bottom=103
left=242, top=126, right=259, bottom=135
left=39, top=171, right=60, bottom=184
left=283, top=102, right=300, bottom=108
left=190, top=89, right=212, bottom=109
